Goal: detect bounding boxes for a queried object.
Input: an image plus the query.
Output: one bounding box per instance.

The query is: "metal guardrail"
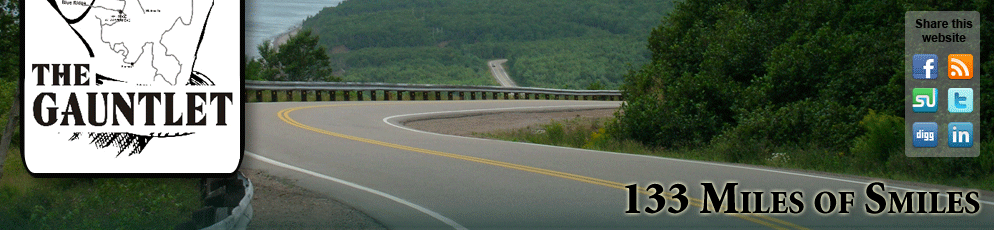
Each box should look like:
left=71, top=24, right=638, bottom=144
left=201, top=172, right=253, bottom=230
left=176, top=172, right=254, bottom=230
left=244, top=80, right=623, bottom=102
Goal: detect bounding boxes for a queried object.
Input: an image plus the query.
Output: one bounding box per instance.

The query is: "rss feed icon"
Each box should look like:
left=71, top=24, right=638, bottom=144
left=947, top=54, right=973, bottom=80
left=23, top=0, right=242, bottom=174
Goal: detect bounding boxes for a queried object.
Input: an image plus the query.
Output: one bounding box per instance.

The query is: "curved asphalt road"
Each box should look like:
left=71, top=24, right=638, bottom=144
left=488, top=59, right=517, bottom=87
left=243, top=100, right=994, bottom=229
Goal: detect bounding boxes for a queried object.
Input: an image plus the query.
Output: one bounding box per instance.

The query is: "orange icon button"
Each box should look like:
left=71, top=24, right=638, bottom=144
left=948, top=54, right=973, bottom=80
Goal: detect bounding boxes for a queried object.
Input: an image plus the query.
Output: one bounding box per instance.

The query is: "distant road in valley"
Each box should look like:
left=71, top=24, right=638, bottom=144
left=488, top=59, right=517, bottom=87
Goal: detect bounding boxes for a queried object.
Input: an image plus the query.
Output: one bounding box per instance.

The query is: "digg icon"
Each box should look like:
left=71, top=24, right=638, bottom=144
left=912, top=122, right=938, bottom=148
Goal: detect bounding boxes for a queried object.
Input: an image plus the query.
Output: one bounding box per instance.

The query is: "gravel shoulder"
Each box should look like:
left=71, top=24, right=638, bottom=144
left=404, top=108, right=617, bottom=136
left=243, top=168, right=387, bottom=230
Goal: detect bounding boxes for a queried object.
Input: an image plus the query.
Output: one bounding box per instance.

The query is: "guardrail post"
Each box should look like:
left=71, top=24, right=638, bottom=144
left=243, top=82, right=620, bottom=104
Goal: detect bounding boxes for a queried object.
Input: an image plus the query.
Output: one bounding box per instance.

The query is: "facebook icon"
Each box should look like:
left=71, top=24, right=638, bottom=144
left=913, top=54, right=938, bottom=80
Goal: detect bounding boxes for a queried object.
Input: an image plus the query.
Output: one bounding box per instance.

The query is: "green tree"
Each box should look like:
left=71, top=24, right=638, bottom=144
left=0, top=0, right=20, bottom=178
left=0, top=0, right=17, bottom=81
left=615, top=0, right=989, bottom=151
left=257, top=29, right=339, bottom=82
left=244, top=57, right=264, bottom=81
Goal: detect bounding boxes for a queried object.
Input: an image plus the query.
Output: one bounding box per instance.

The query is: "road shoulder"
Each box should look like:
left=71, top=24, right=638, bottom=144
left=404, top=108, right=615, bottom=136
left=242, top=168, right=387, bottom=229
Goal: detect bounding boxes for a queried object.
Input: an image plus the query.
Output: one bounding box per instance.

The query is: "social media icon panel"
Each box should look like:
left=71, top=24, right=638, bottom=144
left=912, top=88, right=938, bottom=113
left=912, top=122, right=938, bottom=148
left=947, top=88, right=973, bottom=113
left=948, top=54, right=973, bottom=80
left=947, top=122, right=973, bottom=148
left=913, top=54, right=939, bottom=79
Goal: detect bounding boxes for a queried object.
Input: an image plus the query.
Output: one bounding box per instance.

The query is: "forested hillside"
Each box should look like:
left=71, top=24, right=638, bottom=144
left=298, top=0, right=675, bottom=88
left=614, top=0, right=992, bottom=182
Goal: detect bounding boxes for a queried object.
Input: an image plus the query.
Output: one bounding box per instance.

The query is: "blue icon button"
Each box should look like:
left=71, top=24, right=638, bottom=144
left=912, top=122, right=938, bottom=148
left=913, top=54, right=939, bottom=80
left=947, top=88, right=973, bottom=113
left=948, top=122, right=973, bottom=148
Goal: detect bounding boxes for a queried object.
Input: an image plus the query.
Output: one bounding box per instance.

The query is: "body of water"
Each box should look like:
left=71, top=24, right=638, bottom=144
left=245, top=0, right=344, bottom=57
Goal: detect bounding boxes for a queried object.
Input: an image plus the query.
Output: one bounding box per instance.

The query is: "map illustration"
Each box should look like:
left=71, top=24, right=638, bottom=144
left=25, top=0, right=241, bottom=173
left=41, top=0, right=223, bottom=156
left=49, top=0, right=217, bottom=86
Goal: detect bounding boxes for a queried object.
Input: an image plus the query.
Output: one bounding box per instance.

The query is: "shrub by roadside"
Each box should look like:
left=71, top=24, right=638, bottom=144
left=0, top=149, right=202, bottom=229
left=479, top=116, right=994, bottom=192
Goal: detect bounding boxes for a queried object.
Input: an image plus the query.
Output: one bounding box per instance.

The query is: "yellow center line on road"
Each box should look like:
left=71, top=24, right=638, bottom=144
left=274, top=102, right=808, bottom=230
